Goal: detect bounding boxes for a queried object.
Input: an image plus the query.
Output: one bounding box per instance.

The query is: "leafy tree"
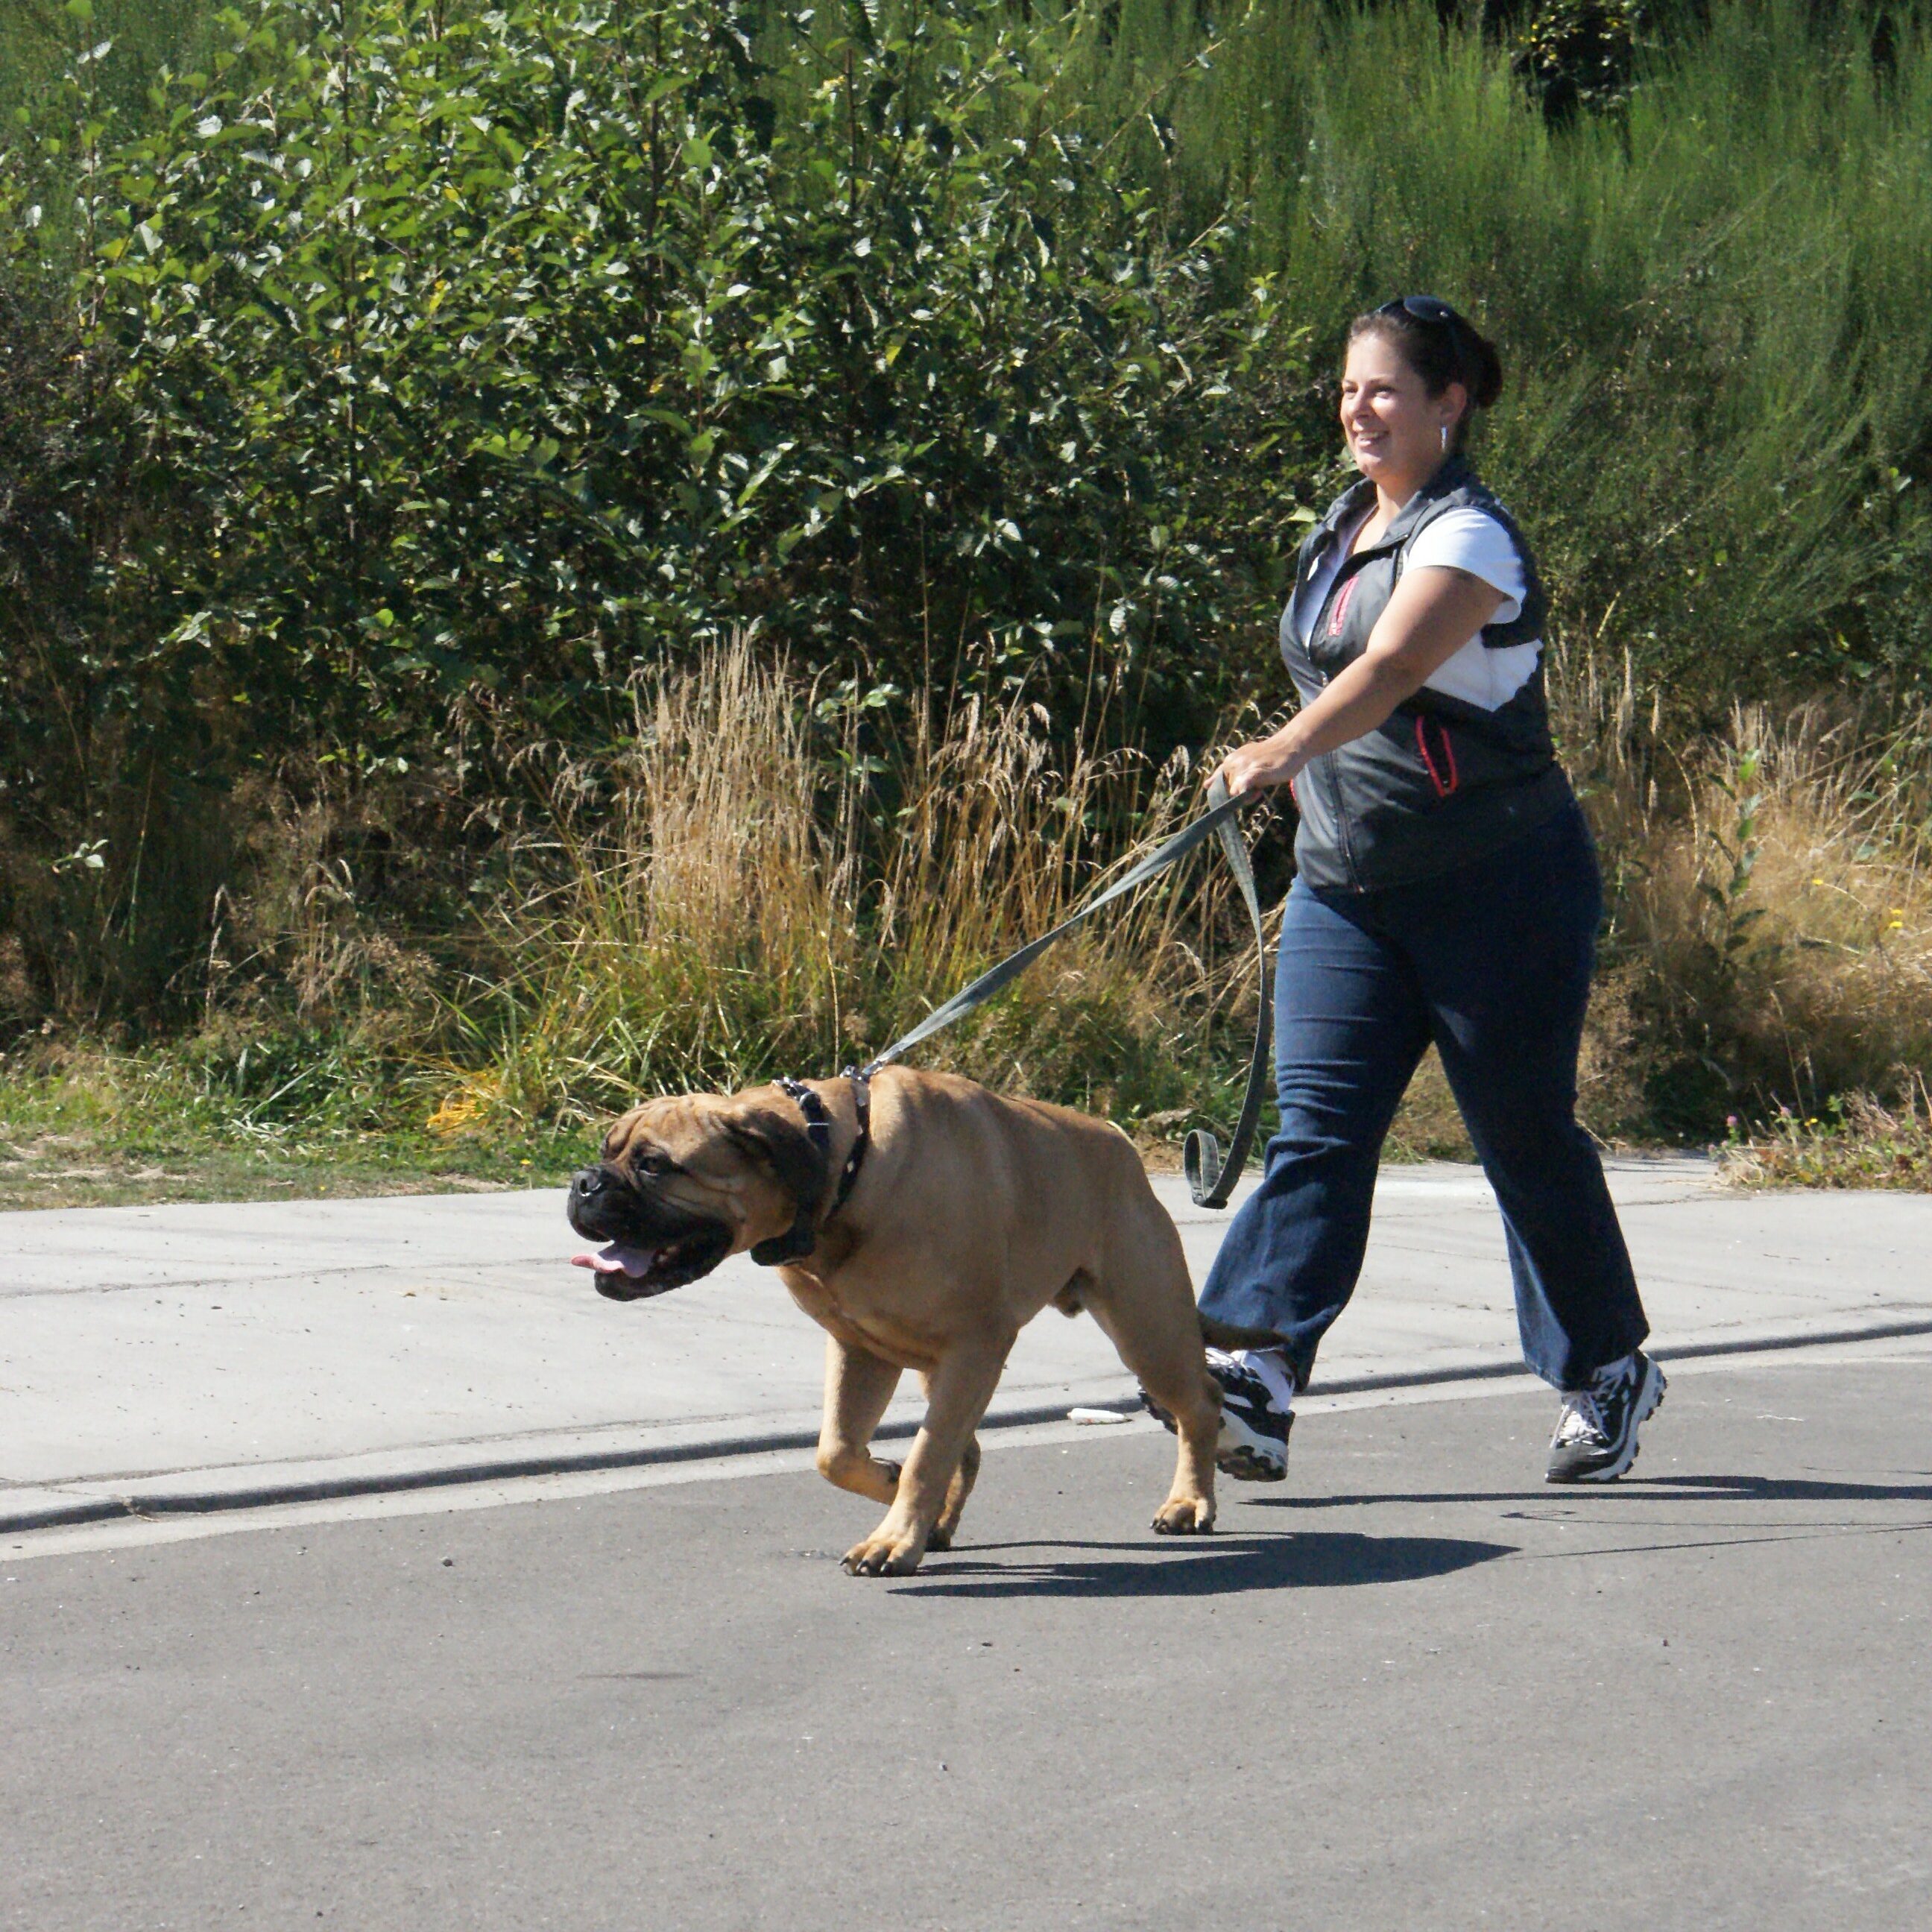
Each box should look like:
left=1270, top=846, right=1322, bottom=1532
left=0, top=0, right=1301, bottom=1015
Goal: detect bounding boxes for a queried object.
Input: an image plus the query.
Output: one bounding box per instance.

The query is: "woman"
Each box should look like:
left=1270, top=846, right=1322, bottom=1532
left=1182, top=297, right=1661, bottom=1485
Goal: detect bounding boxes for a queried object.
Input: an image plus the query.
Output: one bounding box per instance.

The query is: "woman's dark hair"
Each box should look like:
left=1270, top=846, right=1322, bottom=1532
left=1348, top=297, right=1503, bottom=447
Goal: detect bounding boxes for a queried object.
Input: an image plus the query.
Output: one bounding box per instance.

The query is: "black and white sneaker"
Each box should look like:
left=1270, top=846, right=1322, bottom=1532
left=1545, top=1351, right=1666, bottom=1483
left=1142, top=1349, right=1292, bottom=1483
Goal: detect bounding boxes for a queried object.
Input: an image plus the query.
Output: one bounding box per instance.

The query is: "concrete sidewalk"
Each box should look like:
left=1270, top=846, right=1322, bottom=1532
left=4, top=1157, right=1929, bottom=1533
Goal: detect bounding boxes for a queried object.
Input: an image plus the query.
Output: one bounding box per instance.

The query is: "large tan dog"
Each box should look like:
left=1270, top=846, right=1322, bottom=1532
left=567, top=1067, right=1222, bottom=1576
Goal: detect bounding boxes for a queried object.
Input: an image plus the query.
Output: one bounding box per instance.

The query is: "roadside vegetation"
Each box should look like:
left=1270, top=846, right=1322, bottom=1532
left=2, top=0, right=1930, bottom=1203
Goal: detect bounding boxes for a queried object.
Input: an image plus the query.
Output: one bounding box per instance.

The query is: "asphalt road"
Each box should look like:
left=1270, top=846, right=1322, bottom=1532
left=5, top=1343, right=1928, bottom=1931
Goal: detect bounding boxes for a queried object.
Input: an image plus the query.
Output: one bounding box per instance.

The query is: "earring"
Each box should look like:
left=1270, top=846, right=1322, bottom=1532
left=1439, top=423, right=1449, bottom=455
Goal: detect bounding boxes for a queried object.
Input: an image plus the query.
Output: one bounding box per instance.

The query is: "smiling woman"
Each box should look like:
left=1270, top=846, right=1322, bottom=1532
left=1159, top=297, right=1668, bottom=1492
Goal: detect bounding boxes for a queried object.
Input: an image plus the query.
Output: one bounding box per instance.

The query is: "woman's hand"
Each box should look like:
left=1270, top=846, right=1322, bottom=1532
left=1213, top=733, right=1304, bottom=800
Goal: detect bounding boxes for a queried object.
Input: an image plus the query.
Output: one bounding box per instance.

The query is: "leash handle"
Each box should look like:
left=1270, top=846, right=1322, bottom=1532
left=1182, top=774, right=1274, bottom=1209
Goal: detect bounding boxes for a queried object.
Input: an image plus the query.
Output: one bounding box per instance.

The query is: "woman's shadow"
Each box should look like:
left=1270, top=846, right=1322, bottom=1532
left=893, top=1530, right=1514, bottom=1599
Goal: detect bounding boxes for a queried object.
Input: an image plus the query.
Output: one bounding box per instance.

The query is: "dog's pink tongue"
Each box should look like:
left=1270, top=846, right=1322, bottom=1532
left=571, top=1243, right=657, bottom=1278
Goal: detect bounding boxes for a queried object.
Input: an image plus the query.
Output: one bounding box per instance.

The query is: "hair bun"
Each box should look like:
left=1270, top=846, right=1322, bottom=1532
left=1463, top=325, right=1503, bottom=410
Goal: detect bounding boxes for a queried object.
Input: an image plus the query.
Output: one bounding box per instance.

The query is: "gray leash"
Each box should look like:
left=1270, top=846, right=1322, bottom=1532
left=858, top=775, right=1274, bottom=1210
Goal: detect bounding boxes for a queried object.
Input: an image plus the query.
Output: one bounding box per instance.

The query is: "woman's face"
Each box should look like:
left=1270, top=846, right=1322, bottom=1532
left=1339, top=329, right=1465, bottom=499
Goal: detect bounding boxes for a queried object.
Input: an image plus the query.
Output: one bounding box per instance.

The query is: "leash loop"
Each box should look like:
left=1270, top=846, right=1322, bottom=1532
left=1180, top=775, right=1274, bottom=1208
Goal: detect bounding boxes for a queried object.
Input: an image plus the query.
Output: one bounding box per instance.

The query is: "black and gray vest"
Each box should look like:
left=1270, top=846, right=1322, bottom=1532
left=1281, top=456, right=1573, bottom=892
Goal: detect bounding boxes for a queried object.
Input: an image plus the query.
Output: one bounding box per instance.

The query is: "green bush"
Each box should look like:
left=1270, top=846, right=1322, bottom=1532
left=1511, top=0, right=1644, bottom=123
left=0, top=0, right=1302, bottom=1017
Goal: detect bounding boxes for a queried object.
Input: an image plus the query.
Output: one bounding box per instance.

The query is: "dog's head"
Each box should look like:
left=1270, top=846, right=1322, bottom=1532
left=566, top=1090, right=827, bottom=1301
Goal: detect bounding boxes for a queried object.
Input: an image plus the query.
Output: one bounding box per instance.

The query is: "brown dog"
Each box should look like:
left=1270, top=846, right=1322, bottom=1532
left=567, top=1066, right=1222, bottom=1576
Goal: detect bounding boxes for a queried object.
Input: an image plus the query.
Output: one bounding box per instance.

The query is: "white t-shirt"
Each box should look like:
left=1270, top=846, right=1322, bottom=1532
left=1291, top=505, right=1540, bottom=713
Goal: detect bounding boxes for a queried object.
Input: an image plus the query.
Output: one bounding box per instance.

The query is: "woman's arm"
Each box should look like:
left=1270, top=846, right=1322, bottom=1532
left=1214, top=566, right=1507, bottom=798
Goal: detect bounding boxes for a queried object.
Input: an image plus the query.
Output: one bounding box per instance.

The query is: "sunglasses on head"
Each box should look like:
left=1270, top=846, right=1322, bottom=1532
left=1377, top=294, right=1467, bottom=356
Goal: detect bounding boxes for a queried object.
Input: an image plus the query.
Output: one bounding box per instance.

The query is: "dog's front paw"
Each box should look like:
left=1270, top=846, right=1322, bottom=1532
left=1151, top=1495, right=1216, bottom=1535
left=842, top=1521, right=928, bottom=1576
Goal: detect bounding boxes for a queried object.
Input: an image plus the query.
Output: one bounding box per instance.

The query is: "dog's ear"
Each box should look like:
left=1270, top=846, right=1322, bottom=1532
left=723, top=1109, right=827, bottom=1211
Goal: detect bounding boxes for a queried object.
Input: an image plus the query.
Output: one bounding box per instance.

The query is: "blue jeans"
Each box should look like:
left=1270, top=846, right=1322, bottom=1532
left=1198, top=803, right=1648, bottom=1393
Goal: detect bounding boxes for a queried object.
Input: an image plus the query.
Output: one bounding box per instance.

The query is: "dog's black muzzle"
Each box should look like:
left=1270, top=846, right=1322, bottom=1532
left=567, top=1165, right=640, bottom=1243
left=568, top=1166, right=734, bottom=1298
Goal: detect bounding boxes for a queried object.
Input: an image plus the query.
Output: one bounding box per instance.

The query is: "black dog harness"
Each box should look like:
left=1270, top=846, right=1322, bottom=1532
left=748, top=1070, right=872, bottom=1266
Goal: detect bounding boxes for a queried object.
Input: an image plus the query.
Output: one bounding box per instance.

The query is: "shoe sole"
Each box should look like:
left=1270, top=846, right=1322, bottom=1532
left=1217, top=1406, right=1290, bottom=1482
left=1547, top=1360, right=1667, bottom=1484
left=1140, top=1391, right=1290, bottom=1483
left=1217, top=1440, right=1287, bottom=1483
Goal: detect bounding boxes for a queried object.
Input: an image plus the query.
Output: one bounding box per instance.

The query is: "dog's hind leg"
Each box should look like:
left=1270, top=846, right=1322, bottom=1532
left=924, top=1388, right=980, bottom=1552
left=844, top=1330, right=1011, bottom=1577
left=816, top=1336, right=904, bottom=1504
left=1084, top=1228, right=1220, bottom=1536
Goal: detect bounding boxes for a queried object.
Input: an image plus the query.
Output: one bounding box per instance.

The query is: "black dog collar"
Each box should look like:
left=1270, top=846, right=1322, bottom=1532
left=748, top=1070, right=871, bottom=1266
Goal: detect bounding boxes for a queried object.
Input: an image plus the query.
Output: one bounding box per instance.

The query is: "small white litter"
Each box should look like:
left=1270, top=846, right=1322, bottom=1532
left=1067, top=1407, right=1131, bottom=1425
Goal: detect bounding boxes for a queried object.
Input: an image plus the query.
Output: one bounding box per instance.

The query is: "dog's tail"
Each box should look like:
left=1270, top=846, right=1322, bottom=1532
left=1198, top=1311, right=1292, bottom=1354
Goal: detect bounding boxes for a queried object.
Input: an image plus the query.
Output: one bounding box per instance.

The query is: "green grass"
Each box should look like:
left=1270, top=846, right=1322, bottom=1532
left=1102, top=0, right=1932, bottom=699
left=0, top=0, right=214, bottom=130
left=0, top=1041, right=1486, bottom=1213
left=1720, top=1090, right=1932, bottom=1191
left=0, top=1049, right=585, bottom=1210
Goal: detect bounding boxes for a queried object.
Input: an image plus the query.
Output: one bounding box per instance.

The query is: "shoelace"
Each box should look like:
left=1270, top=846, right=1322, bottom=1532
left=1553, top=1389, right=1606, bottom=1446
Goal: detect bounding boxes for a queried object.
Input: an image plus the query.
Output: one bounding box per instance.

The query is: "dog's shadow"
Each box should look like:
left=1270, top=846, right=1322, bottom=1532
left=893, top=1531, right=1513, bottom=1598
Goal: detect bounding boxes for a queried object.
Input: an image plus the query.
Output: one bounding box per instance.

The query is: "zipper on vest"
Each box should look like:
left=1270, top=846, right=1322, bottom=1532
left=1319, top=752, right=1360, bottom=888
left=1309, top=546, right=1371, bottom=887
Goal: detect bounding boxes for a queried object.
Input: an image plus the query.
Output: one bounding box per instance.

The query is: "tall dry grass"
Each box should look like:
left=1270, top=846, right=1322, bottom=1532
left=37, top=634, right=1921, bottom=1181
left=1550, top=648, right=1932, bottom=1143
left=418, top=637, right=1932, bottom=1168
left=1381, top=654, right=1932, bottom=1167
left=422, top=640, right=1258, bottom=1137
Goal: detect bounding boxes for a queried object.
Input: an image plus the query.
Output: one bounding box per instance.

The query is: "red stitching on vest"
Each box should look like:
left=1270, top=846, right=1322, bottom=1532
left=1416, top=716, right=1459, bottom=798
left=1326, top=572, right=1359, bottom=637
